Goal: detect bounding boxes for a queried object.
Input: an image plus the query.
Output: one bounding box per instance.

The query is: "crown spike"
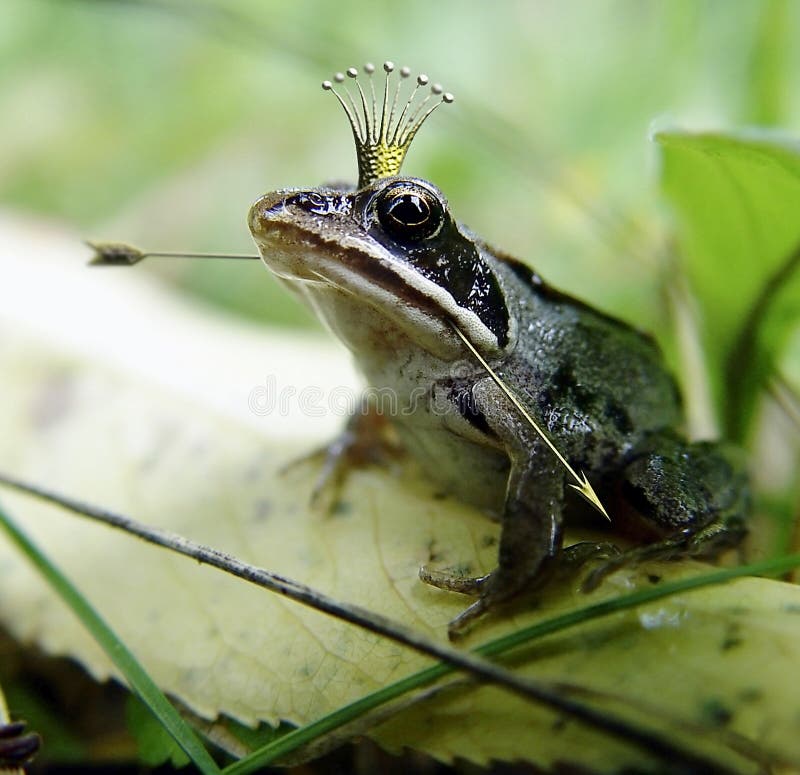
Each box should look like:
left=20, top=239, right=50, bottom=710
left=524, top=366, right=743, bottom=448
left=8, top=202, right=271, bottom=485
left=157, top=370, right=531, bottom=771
left=399, top=81, right=437, bottom=142
left=385, top=65, right=412, bottom=144
left=335, top=70, right=364, bottom=140
left=364, top=63, right=377, bottom=138
left=343, top=69, right=368, bottom=141
left=322, top=77, right=364, bottom=145
left=377, top=60, right=395, bottom=146
left=389, top=72, right=426, bottom=146
left=397, top=82, right=454, bottom=149
left=347, top=66, right=373, bottom=145
left=322, top=60, right=453, bottom=187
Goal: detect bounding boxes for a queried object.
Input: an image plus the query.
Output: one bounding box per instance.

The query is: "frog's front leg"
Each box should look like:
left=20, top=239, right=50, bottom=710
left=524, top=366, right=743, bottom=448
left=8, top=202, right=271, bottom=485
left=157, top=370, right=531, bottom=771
left=422, top=448, right=565, bottom=636
left=421, top=380, right=566, bottom=637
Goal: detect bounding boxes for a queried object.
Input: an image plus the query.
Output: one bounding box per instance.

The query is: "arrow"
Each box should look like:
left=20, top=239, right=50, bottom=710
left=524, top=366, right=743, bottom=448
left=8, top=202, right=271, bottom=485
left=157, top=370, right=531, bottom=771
left=86, top=241, right=259, bottom=266
left=450, top=323, right=611, bottom=523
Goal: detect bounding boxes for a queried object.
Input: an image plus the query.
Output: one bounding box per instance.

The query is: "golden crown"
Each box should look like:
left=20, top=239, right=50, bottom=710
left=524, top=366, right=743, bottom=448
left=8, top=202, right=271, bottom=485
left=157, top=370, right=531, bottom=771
left=322, top=61, right=454, bottom=188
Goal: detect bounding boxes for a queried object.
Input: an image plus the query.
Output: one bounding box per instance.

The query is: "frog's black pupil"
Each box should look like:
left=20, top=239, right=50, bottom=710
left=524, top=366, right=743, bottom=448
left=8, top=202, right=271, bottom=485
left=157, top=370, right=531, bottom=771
left=388, top=194, right=429, bottom=226
left=376, top=187, right=441, bottom=242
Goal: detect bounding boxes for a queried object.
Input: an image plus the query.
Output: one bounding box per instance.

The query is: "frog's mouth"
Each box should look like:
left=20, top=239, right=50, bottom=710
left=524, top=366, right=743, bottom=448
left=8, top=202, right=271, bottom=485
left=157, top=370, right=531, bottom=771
left=249, top=196, right=511, bottom=360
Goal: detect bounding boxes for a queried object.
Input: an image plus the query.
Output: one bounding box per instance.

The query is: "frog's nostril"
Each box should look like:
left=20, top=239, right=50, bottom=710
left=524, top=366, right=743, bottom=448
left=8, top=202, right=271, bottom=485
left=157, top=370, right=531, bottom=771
left=248, top=195, right=298, bottom=252
left=248, top=193, right=284, bottom=237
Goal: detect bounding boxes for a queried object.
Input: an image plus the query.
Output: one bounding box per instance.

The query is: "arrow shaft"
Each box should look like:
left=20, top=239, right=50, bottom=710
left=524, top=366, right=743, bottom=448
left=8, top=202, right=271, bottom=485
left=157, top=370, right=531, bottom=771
left=147, top=252, right=259, bottom=260
left=451, top=324, right=610, bottom=522
left=450, top=325, right=582, bottom=486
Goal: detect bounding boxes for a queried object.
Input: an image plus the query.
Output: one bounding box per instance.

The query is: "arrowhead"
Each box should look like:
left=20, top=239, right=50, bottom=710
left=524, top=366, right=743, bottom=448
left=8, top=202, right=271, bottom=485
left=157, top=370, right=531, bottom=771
left=569, top=472, right=611, bottom=523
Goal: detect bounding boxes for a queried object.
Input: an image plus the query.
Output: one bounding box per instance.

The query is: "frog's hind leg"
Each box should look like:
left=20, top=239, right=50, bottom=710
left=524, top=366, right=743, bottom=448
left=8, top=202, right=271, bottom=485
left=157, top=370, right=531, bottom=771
left=582, top=435, right=749, bottom=592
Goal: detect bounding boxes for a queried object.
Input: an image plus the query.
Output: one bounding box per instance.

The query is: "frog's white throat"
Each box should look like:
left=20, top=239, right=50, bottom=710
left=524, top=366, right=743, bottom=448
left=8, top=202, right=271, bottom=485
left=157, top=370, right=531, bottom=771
left=254, top=229, right=511, bottom=362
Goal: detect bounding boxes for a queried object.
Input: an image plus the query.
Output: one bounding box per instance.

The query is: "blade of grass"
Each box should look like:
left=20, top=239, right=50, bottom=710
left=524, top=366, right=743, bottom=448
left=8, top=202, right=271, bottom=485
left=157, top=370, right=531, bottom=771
left=0, top=501, right=222, bottom=775
left=226, top=552, right=800, bottom=773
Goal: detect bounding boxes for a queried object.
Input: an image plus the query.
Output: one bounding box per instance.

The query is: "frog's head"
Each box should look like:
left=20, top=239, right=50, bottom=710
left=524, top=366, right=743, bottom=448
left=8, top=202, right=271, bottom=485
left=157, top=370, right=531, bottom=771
left=249, top=175, right=513, bottom=361
left=249, top=62, right=513, bottom=362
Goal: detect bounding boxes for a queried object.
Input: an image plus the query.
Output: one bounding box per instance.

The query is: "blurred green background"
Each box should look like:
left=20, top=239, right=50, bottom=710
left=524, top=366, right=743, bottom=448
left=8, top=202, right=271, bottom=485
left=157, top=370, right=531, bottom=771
left=1, top=0, right=798, bottom=335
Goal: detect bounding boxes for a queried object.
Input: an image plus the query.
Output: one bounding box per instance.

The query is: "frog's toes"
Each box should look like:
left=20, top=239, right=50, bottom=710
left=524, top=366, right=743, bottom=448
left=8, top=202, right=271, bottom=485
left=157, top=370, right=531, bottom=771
left=580, top=556, right=629, bottom=592
left=578, top=536, right=690, bottom=592
left=419, top=568, right=499, bottom=638
left=421, top=568, right=534, bottom=638
left=279, top=444, right=342, bottom=514
left=418, top=566, right=489, bottom=596
left=445, top=597, right=494, bottom=640
left=560, top=541, right=621, bottom=571
left=443, top=572, right=534, bottom=639
left=285, top=409, right=403, bottom=513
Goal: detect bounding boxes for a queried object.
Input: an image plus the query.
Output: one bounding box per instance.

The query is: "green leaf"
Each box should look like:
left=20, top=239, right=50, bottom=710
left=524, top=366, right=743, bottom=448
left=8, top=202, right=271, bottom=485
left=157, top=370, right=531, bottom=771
left=656, top=130, right=800, bottom=441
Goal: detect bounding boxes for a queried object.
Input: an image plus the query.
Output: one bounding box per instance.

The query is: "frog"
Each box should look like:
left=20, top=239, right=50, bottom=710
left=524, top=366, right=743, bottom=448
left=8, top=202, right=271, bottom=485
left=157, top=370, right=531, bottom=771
left=247, top=63, right=749, bottom=636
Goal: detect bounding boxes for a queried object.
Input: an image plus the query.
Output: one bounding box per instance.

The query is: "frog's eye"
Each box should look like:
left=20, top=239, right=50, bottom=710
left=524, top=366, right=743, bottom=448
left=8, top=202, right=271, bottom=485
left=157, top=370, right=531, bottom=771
left=375, top=183, right=445, bottom=243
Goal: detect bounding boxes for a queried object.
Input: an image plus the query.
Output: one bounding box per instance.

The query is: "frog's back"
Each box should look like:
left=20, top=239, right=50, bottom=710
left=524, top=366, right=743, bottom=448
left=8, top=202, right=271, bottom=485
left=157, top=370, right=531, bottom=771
left=491, top=250, right=682, bottom=470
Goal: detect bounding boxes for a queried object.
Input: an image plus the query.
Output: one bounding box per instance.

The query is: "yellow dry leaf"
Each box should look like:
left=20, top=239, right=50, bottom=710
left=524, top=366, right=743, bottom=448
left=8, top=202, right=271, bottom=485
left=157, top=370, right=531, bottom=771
left=1, top=217, right=799, bottom=772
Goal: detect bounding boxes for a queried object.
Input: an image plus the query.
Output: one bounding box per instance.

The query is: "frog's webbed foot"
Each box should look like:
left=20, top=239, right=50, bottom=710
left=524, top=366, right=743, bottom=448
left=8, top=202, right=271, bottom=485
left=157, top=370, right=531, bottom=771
left=579, top=536, right=689, bottom=592
left=283, top=403, right=403, bottom=513
left=552, top=541, right=622, bottom=584
left=422, top=541, right=635, bottom=638
left=580, top=517, right=748, bottom=592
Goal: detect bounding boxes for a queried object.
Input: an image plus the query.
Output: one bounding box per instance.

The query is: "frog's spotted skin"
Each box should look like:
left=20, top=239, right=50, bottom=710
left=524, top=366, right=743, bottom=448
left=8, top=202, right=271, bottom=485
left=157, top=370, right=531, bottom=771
left=250, top=174, right=749, bottom=636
